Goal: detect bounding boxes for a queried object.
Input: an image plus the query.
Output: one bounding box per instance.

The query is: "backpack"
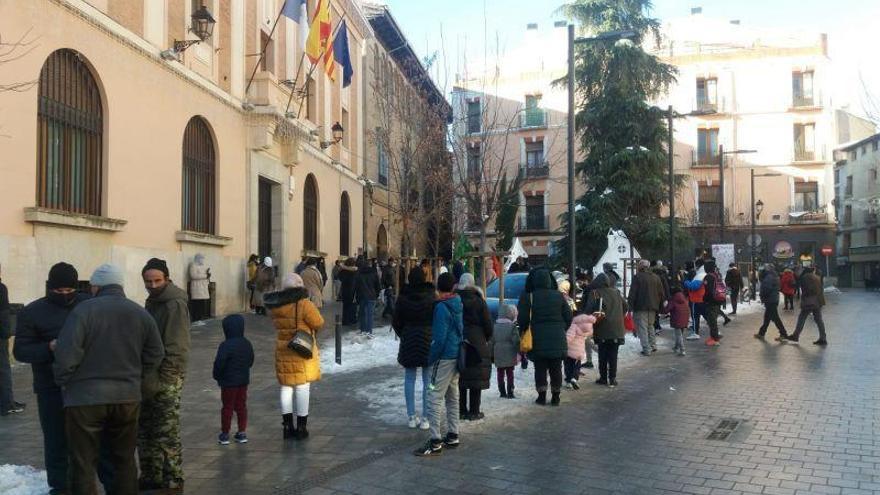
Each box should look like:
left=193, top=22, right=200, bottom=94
left=707, top=273, right=727, bottom=303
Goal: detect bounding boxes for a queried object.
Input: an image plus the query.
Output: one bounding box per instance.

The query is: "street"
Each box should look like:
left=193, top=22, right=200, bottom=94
left=2, top=290, right=879, bottom=494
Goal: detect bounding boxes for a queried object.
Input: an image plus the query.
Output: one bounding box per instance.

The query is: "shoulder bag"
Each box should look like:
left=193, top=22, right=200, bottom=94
left=519, top=294, right=534, bottom=353
left=287, top=300, right=315, bottom=359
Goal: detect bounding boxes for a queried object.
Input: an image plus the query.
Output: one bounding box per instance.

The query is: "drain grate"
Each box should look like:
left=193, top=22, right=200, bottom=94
left=706, top=419, right=742, bottom=440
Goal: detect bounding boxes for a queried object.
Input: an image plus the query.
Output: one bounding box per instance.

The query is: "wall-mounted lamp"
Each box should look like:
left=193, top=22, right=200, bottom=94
left=319, top=122, right=345, bottom=150
left=160, top=4, right=216, bottom=60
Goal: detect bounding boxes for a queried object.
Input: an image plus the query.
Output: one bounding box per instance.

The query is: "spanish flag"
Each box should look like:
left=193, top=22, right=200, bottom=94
left=305, top=0, right=331, bottom=65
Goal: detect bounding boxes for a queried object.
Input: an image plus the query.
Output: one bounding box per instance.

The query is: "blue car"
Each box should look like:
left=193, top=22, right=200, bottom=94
left=485, top=273, right=529, bottom=320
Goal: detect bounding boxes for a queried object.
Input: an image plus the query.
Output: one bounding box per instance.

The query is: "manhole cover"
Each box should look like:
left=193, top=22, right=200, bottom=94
left=706, top=418, right=741, bottom=440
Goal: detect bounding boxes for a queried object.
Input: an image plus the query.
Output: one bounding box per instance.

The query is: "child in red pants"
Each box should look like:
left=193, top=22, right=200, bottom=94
left=213, top=315, right=255, bottom=444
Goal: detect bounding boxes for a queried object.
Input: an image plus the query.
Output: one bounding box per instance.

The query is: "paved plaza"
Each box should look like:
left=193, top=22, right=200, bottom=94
left=2, top=291, right=880, bottom=494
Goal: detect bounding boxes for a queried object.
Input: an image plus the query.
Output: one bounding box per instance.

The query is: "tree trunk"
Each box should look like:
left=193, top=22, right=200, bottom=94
left=479, top=222, right=488, bottom=287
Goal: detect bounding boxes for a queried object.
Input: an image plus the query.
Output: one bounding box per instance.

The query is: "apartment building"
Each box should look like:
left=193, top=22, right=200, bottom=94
left=0, top=0, right=372, bottom=312
left=451, top=22, right=572, bottom=265
left=361, top=3, right=452, bottom=262
left=654, top=8, right=874, bottom=272
left=834, top=134, right=880, bottom=287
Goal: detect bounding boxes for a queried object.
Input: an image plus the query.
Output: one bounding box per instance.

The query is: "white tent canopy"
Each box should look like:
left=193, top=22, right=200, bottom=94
left=504, top=237, right=529, bottom=272
left=593, top=229, right=641, bottom=286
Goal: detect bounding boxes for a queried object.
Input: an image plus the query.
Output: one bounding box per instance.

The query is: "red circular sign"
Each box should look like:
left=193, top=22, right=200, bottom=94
left=821, top=246, right=833, bottom=256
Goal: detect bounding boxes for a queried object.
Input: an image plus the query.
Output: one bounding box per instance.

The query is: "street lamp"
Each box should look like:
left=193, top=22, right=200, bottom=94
left=161, top=4, right=216, bottom=60
left=718, top=146, right=757, bottom=242
left=319, top=122, right=345, bottom=150
left=566, top=26, right=638, bottom=295
left=750, top=170, right=780, bottom=294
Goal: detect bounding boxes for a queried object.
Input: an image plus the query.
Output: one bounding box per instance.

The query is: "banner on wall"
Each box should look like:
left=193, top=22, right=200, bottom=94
left=711, top=244, right=735, bottom=272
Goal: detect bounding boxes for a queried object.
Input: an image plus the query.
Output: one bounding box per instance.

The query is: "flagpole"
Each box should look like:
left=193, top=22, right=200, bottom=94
left=244, top=0, right=289, bottom=101
left=294, top=13, right=348, bottom=119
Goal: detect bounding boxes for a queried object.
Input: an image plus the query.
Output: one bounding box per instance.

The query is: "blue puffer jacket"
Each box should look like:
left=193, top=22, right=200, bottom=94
left=428, top=295, right=463, bottom=364
left=212, top=315, right=255, bottom=388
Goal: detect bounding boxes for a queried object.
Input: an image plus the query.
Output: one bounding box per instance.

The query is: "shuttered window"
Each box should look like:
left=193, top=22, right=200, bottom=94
left=340, top=192, right=350, bottom=256
left=304, top=174, right=318, bottom=251
left=182, top=117, right=216, bottom=234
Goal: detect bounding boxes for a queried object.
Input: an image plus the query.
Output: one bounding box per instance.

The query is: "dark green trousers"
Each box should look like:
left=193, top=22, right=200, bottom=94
left=65, top=403, right=139, bottom=495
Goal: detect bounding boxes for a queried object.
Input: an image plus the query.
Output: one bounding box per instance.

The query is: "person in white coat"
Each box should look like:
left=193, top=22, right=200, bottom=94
left=189, top=253, right=211, bottom=322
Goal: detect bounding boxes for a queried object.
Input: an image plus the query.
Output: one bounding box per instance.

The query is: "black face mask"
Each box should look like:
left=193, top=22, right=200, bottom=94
left=48, top=291, right=78, bottom=307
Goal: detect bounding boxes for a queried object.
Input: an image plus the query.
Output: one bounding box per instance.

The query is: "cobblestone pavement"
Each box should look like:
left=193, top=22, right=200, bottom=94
left=2, top=292, right=880, bottom=495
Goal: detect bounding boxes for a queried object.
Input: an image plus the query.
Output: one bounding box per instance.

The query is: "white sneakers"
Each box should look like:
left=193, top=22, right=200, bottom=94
left=408, top=415, right=431, bottom=430
left=408, top=416, right=418, bottom=428
left=419, top=417, right=430, bottom=430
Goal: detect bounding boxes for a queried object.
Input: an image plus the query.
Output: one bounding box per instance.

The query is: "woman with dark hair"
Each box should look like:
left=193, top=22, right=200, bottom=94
left=517, top=268, right=572, bottom=406
left=585, top=274, right=627, bottom=387
left=392, top=267, right=435, bottom=429
left=456, top=273, right=493, bottom=420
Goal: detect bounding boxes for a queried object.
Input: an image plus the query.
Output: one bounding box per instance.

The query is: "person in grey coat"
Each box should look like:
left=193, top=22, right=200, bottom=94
left=491, top=304, right=520, bottom=399
left=628, top=260, right=665, bottom=355
left=54, top=264, right=165, bottom=495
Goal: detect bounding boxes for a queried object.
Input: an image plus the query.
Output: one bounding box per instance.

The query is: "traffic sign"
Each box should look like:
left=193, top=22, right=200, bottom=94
left=821, top=246, right=833, bottom=256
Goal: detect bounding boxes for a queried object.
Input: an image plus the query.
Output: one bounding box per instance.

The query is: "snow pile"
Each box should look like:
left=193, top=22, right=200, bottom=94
left=823, top=285, right=842, bottom=294
left=320, top=325, right=399, bottom=375
left=0, top=465, right=47, bottom=495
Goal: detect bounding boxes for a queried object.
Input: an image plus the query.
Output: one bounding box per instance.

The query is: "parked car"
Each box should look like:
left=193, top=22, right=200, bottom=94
left=485, top=272, right=529, bottom=320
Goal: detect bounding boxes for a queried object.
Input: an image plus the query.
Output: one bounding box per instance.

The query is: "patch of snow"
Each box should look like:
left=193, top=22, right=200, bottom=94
left=823, top=285, right=841, bottom=294
left=0, top=465, right=47, bottom=495
left=320, top=325, right=399, bottom=375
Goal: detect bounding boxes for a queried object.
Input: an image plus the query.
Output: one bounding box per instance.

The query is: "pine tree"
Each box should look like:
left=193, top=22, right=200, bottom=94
left=494, top=174, right=521, bottom=253
left=555, top=0, right=688, bottom=265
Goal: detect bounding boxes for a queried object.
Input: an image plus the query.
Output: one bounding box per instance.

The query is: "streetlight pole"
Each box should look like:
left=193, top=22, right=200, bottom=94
left=567, top=24, right=576, bottom=296
left=667, top=105, right=675, bottom=269
left=719, top=144, right=725, bottom=243
left=750, top=167, right=756, bottom=278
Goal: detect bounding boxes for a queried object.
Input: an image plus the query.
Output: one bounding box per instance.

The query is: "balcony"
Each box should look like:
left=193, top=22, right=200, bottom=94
left=788, top=208, right=829, bottom=225
left=866, top=212, right=879, bottom=225
left=518, top=215, right=550, bottom=233
left=520, top=109, right=547, bottom=128
left=794, top=149, right=815, bottom=162
left=791, top=91, right=822, bottom=110
left=792, top=145, right=826, bottom=163
left=692, top=95, right=728, bottom=115
left=692, top=150, right=719, bottom=168
left=520, top=163, right=549, bottom=179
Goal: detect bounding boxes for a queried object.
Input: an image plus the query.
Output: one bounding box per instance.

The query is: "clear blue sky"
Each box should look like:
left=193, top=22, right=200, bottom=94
left=382, top=0, right=880, bottom=113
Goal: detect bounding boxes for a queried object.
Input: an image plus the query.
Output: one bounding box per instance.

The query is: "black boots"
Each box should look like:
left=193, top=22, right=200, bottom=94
left=282, top=413, right=295, bottom=439
left=550, top=392, right=561, bottom=406
left=295, top=415, right=309, bottom=440
left=535, top=391, right=547, bottom=405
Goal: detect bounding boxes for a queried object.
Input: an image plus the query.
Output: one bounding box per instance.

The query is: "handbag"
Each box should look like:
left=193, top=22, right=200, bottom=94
left=286, top=301, right=315, bottom=359
left=624, top=312, right=635, bottom=333
left=458, top=339, right=481, bottom=373
left=519, top=294, right=534, bottom=353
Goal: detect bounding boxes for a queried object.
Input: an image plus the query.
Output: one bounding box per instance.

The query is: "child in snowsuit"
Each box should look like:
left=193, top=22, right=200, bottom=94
left=492, top=304, right=520, bottom=399
left=564, top=313, right=596, bottom=389
left=213, top=314, right=255, bottom=445
left=664, top=287, right=691, bottom=356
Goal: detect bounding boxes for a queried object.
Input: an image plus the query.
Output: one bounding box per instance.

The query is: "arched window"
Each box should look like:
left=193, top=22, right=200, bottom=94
left=377, top=224, right=388, bottom=259
left=36, top=49, right=103, bottom=215
left=182, top=116, right=216, bottom=234
left=339, top=192, right=350, bottom=256
left=303, top=174, right=318, bottom=251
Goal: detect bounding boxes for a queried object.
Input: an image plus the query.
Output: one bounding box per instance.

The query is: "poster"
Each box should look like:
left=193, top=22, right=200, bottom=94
left=712, top=244, right=735, bottom=272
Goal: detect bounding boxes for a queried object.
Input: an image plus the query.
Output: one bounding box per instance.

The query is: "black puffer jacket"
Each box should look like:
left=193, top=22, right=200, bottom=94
left=518, top=269, right=572, bottom=360
left=13, top=292, right=90, bottom=393
left=212, top=319, right=255, bottom=388
left=392, top=281, right=435, bottom=368
left=457, top=288, right=493, bottom=390
left=354, top=264, right=381, bottom=302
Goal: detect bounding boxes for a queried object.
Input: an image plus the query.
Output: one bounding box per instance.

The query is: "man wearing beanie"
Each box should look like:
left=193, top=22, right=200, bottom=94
left=140, top=257, right=191, bottom=492
left=14, top=262, right=90, bottom=493
left=54, top=263, right=164, bottom=495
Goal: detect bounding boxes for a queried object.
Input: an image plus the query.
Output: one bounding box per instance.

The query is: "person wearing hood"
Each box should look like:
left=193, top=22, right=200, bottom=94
left=456, top=273, right=493, bottom=421
left=392, top=266, right=435, bottom=430
left=339, top=258, right=358, bottom=325
left=13, top=263, right=90, bottom=493
left=264, top=273, right=324, bottom=440
left=755, top=264, right=788, bottom=341
left=663, top=286, right=691, bottom=356
left=213, top=315, right=254, bottom=445
left=517, top=268, right=572, bottom=406
left=140, top=258, right=191, bottom=492
left=492, top=304, right=520, bottom=399
left=188, top=253, right=211, bottom=323
left=301, top=258, right=325, bottom=309
left=354, top=258, right=381, bottom=337
left=583, top=273, right=627, bottom=387
left=252, top=257, right=276, bottom=315
left=55, top=264, right=164, bottom=495
left=414, top=273, right=463, bottom=457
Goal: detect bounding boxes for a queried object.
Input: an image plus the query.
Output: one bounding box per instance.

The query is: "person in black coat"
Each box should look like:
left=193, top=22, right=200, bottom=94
left=455, top=273, right=493, bottom=420
left=392, top=267, right=435, bottom=428
left=338, top=258, right=358, bottom=326
left=354, top=259, right=381, bottom=336
left=12, top=263, right=89, bottom=493
left=213, top=314, right=254, bottom=444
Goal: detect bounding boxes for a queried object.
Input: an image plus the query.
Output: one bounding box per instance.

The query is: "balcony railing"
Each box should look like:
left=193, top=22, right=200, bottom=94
left=692, top=95, right=727, bottom=114
left=792, top=95, right=815, bottom=108
left=692, top=150, right=719, bottom=167
left=788, top=209, right=829, bottom=225
left=520, top=163, right=549, bottom=178
left=794, top=149, right=816, bottom=162
left=518, top=215, right=550, bottom=232
left=520, top=109, right=548, bottom=128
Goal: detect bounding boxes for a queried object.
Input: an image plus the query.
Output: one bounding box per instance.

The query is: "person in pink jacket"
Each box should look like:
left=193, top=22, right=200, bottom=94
left=564, top=313, right=596, bottom=389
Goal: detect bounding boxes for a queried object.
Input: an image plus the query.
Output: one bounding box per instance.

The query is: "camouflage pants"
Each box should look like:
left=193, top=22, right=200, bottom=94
left=138, top=376, right=184, bottom=486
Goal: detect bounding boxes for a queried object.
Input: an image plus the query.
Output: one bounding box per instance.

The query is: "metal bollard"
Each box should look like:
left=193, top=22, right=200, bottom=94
left=335, top=314, right=342, bottom=365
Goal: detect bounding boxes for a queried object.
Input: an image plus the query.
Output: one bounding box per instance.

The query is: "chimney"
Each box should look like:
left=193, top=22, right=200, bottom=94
left=527, top=23, right=538, bottom=31
left=554, top=21, right=567, bottom=28
left=691, top=7, right=702, bottom=15
left=730, top=19, right=740, bottom=25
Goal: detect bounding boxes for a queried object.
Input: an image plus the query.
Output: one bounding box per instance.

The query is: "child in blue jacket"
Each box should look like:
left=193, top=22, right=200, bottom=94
left=213, top=314, right=255, bottom=445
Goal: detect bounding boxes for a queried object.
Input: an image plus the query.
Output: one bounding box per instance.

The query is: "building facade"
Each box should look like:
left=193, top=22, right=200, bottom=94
left=834, top=134, right=880, bottom=287
left=0, top=0, right=372, bottom=312
left=654, top=9, right=875, bottom=272
left=361, top=3, right=452, bottom=263
left=451, top=22, right=573, bottom=265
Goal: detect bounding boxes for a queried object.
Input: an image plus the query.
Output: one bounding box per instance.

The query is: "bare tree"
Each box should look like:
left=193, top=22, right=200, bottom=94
left=859, top=71, right=880, bottom=126
left=0, top=28, right=38, bottom=94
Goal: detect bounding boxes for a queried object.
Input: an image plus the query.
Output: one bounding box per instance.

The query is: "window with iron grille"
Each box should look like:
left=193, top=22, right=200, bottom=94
left=699, top=185, right=721, bottom=224
left=696, top=77, right=717, bottom=111
left=467, top=101, right=481, bottom=133
left=794, top=181, right=818, bottom=212
left=467, top=147, right=481, bottom=182
left=377, top=130, right=388, bottom=185
left=340, top=192, right=350, bottom=256
left=36, top=49, right=103, bottom=216
left=793, top=123, right=815, bottom=161
left=792, top=71, right=814, bottom=107
left=304, top=174, right=318, bottom=251
left=182, top=117, right=216, bottom=233
left=846, top=175, right=853, bottom=197
left=697, top=128, right=719, bottom=164
left=525, top=195, right=545, bottom=230
left=844, top=205, right=852, bottom=226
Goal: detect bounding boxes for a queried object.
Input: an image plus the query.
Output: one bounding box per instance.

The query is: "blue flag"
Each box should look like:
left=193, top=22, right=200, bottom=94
left=333, top=20, right=354, bottom=88
left=281, top=0, right=306, bottom=23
